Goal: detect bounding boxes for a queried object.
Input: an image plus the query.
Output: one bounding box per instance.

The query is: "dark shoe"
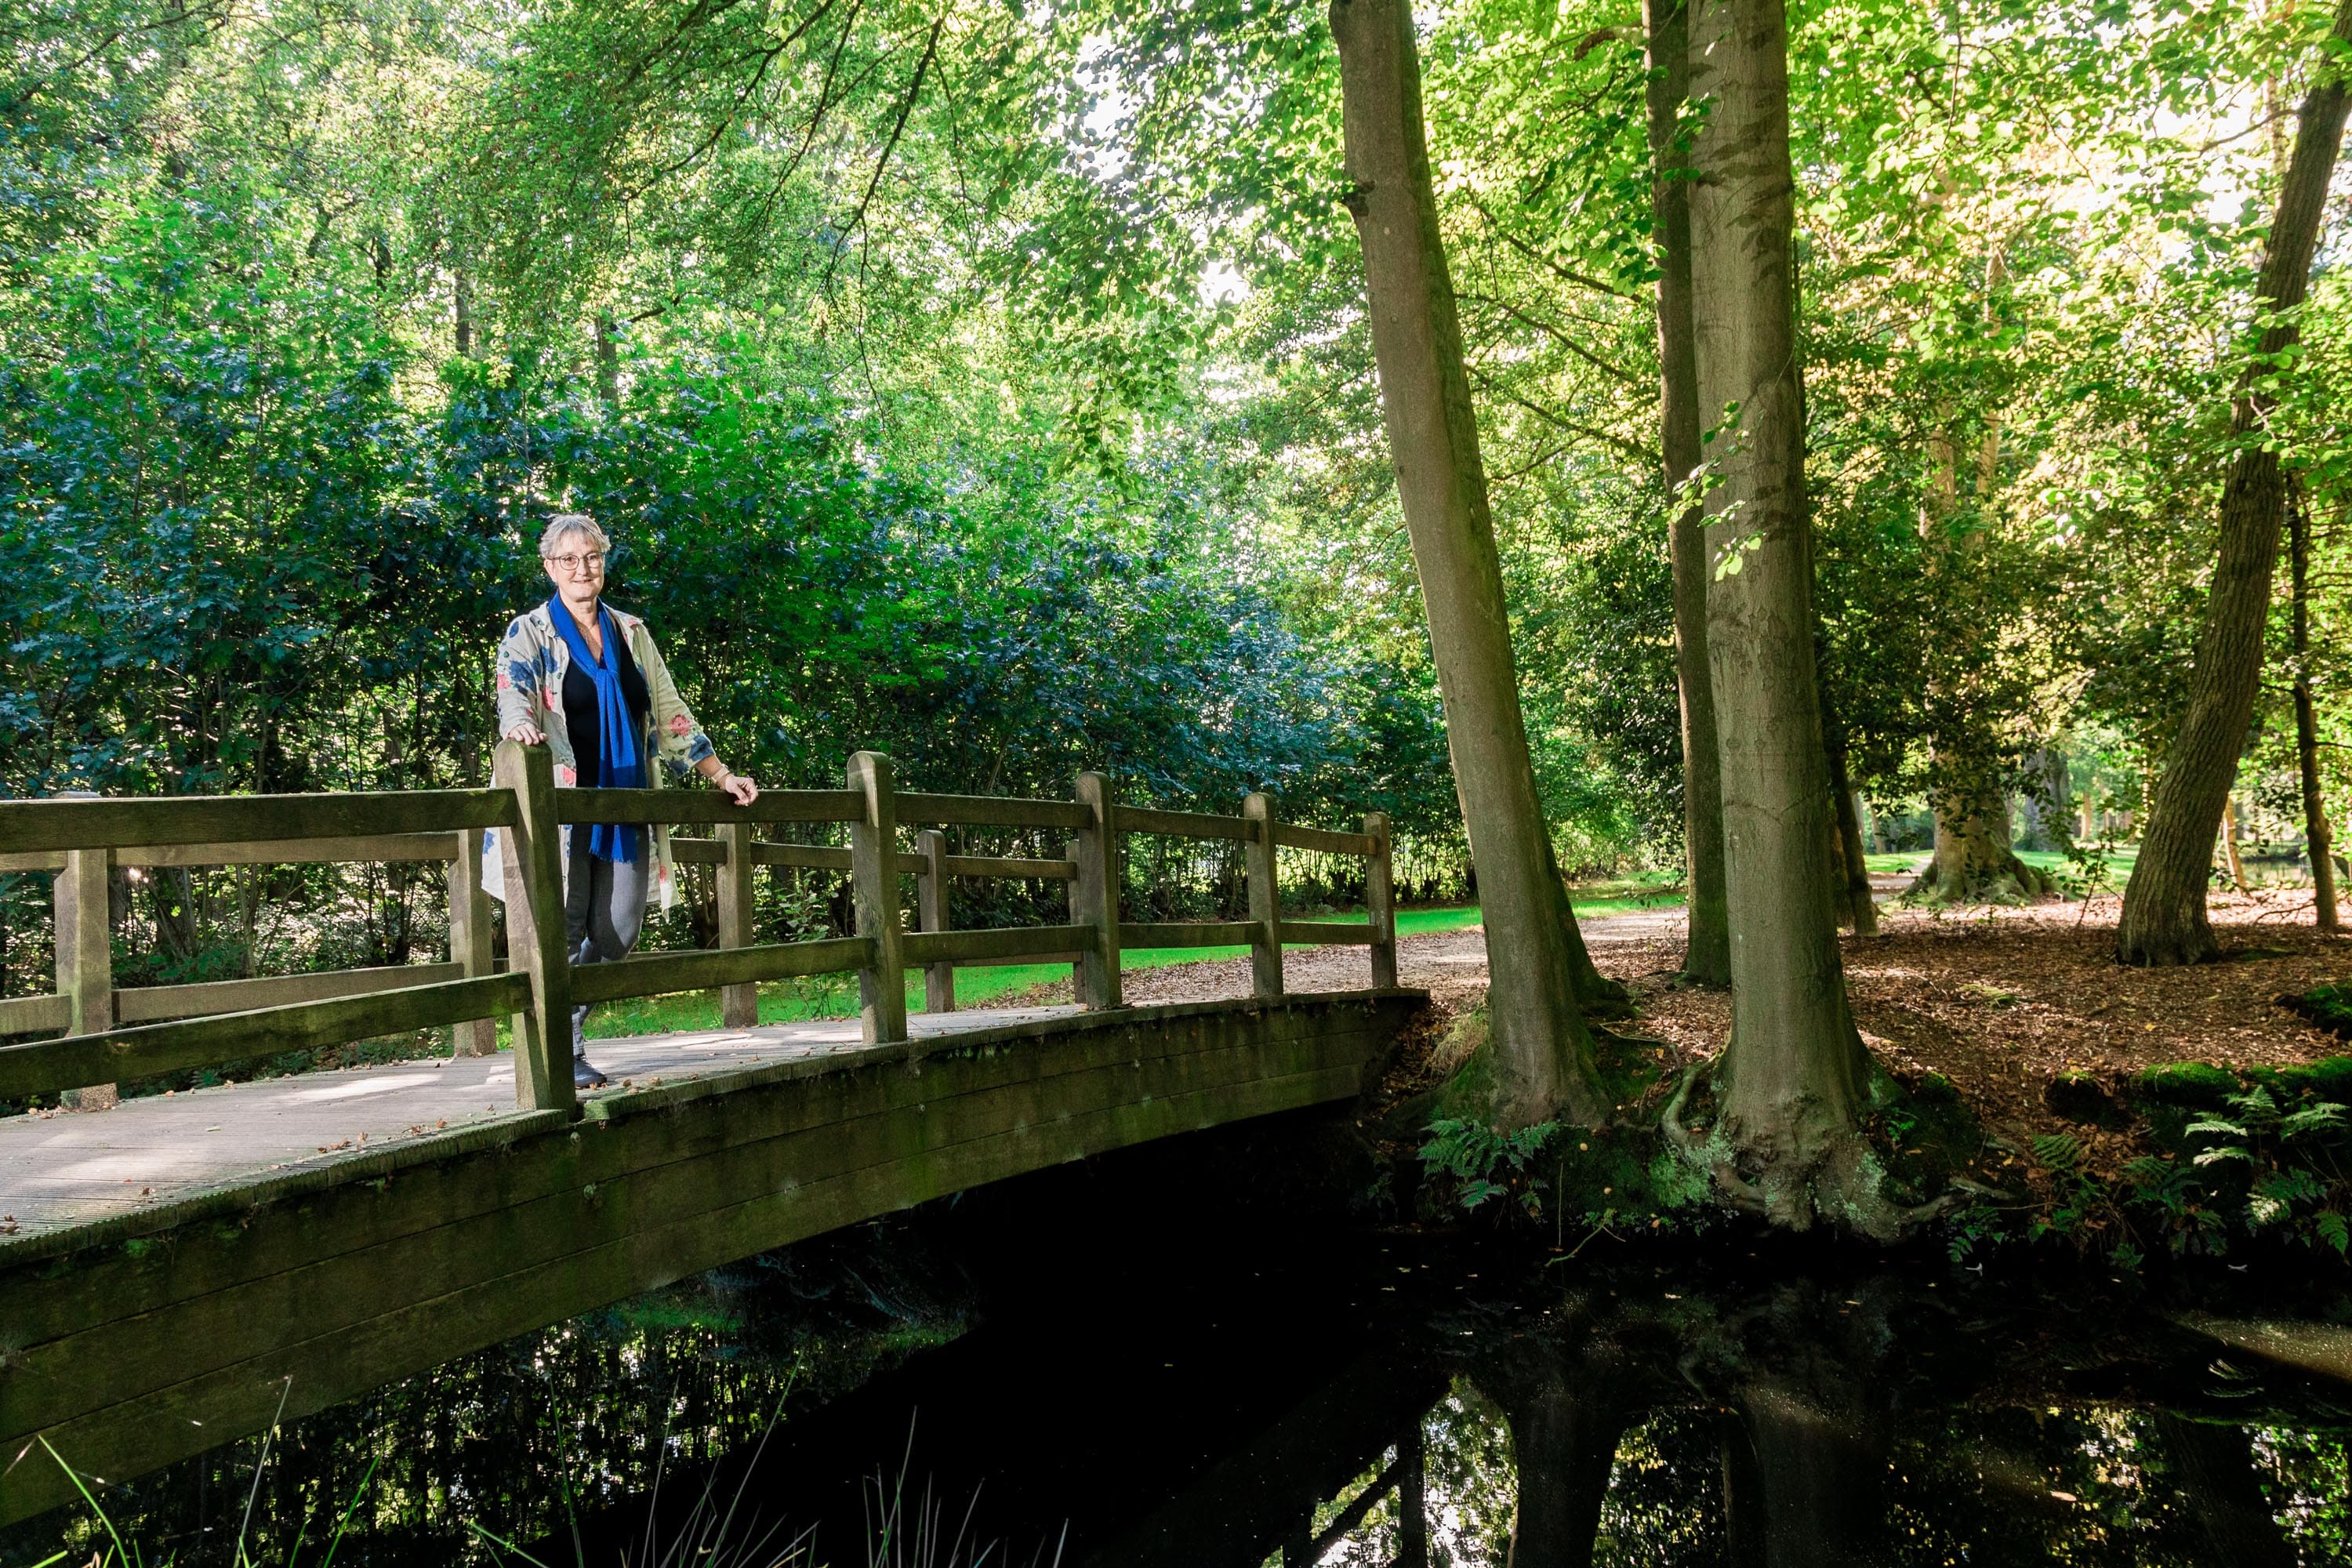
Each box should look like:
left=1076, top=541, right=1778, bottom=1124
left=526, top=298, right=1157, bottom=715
left=573, top=1054, right=609, bottom=1090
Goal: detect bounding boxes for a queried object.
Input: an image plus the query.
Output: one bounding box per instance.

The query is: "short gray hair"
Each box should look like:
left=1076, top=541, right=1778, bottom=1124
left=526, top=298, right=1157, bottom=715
left=539, top=513, right=611, bottom=558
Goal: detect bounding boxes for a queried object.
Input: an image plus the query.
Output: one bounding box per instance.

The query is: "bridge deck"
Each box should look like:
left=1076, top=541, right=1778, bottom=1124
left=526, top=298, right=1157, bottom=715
left=0, top=1007, right=1080, bottom=1239
left=0, top=989, right=1425, bottom=1529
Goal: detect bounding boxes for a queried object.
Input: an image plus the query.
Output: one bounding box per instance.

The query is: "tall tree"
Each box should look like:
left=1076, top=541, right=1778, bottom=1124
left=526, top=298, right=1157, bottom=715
left=2289, top=480, right=2340, bottom=929
left=2118, top=0, right=2352, bottom=965
left=1646, top=0, right=1732, bottom=986
left=1329, top=0, right=1615, bottom=1128
left=1672, top=0, right=1896, bottom=1229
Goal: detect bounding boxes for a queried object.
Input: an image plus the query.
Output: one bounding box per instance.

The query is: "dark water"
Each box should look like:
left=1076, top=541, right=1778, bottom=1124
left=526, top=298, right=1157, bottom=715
left=9, top=1115, right=2351, bottom=1566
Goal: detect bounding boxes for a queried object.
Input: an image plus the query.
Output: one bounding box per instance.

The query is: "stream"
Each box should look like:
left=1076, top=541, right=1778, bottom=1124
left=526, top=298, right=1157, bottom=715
left=5, top=1116, right=2348, bottom=1566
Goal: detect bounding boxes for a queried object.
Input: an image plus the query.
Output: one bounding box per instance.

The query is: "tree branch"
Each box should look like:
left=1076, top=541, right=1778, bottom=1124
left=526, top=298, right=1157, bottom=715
left=822, top=10, right=942, bottom=291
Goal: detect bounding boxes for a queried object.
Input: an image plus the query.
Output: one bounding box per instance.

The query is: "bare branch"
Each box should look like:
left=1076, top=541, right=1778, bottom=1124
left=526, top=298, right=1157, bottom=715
left=822, top=10, right=943, bottom=291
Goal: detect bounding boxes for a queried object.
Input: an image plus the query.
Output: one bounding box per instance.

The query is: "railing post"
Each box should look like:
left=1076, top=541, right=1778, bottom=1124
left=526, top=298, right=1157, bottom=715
left=717, top=820, right=760, bottom=1029
left=53, top=791, right=116, bottom=1109
left=492, top=739, right=575, bottom=1113
left=1072, top=771, right=1123, bottom=1010
left=1064, top=838, right=1086, bottom=1002
left=848, top=750, right=909, bottom=1045
left=1243, top=790, right=1283, bottom=1002
left=916, top=828, right=956, bottom=1013
left=449, top=829, right=499, bottom=1056
left=1364, top=809, right=1399, bottom=990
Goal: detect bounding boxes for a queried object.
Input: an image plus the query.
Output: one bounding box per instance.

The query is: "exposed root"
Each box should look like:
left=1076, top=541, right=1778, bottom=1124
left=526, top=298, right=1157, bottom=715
left=1660, top=1062, right=1767, bottom=1217
left=1659, top=1059, right=1979, bottom=1240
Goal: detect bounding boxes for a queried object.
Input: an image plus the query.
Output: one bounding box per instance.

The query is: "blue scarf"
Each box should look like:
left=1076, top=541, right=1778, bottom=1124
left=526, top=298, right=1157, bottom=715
left=548, top=597, right=645, bottom=863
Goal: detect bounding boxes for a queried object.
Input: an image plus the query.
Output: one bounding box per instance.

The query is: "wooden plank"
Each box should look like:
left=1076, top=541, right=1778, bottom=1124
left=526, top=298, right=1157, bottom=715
left=114, top=962, right=469, bottom=1024
left=55, top=827, right=116, bottom=1109
left=895, top=791, right=1090, bottom=831
left=1071, top=771, right=1122, bottom=1010
left=916, top=830, right=954, bottom=1014
left=1119, top=805, right=1254, bottom=843
left=0, top=973, right=531, bottom=1101
left=1365, top=811, right=1398, bottom=989
left=1243, top=792, right=1283, bottom=1001
left=0, top=994, right=66, bottom=1035
left=494, top=742, right=573, bottom=1114
left=674, top=837, right=908, bottom=870
left=567, top=937, right=873, bottom=1005
left=1279, top=920, right=1378, bottom=946
left=677, top=840, right=920, bottom=874
left=0, top=792, right=515, bottom=856
left=451, top=831, right=498, bottom=1056
left=1119, top=920, right=1256, bottom=949
left=555, top=787, right=863, bottom=826
left=901, top=924, right=1094, bottom=966
left=716, top=822, right=758, bottom=1029
left=754, top=843, right=855, bottom=871
left=1273, top=822, right=1378, bottom=856
left=941, top=854, right=1076, bottom=880
left=0, top=832, right=465, bottom=873
left=848, top=753, right=909, bottom=1046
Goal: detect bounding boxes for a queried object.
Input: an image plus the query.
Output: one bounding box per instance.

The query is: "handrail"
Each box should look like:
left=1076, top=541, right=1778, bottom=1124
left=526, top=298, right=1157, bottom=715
left=0, top=750, right=1400, bottom=1113
left=0, top=791, right=516, bottom=856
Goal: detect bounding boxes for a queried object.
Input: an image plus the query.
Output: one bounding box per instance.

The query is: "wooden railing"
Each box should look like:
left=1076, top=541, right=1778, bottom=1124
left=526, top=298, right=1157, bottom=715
left=0, top=745, right=1398, bottom=1116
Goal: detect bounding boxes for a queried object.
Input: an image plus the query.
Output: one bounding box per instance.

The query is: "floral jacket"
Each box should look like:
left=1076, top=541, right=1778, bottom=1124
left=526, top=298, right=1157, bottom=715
left=485, top=600, right=718, bottom=911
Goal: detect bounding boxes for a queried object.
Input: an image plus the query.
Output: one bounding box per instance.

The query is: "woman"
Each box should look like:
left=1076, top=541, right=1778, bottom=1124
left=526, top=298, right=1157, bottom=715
left=494, top=514, right=760, bottom=1087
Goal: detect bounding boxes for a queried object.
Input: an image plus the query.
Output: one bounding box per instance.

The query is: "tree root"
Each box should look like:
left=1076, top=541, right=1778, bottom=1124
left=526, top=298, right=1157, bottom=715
left=1659, top=1060, right=1983, bottom=1240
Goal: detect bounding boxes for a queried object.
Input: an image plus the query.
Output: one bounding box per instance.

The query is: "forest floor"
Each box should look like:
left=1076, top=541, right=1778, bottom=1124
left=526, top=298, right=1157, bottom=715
left=1078, top=882, right=2352, bottom=1187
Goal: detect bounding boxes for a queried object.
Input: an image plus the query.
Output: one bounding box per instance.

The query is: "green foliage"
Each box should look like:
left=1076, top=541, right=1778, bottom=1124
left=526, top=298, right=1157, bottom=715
left=1417, top=1117, right=1559, bottom=1214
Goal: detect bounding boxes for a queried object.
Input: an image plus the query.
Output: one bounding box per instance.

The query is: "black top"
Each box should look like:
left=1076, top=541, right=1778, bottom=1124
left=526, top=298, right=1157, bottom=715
left=561, top=617, right=652, bottom=786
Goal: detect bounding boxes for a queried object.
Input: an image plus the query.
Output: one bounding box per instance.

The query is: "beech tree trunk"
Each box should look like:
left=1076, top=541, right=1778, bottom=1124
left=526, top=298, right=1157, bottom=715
left=2291, top=480, right=2340, bottom=929
left=2155, top=1415, right=2298, bottom=1568
left=1491, top=1358, right=1631, bottom=1567
left=1687, top=0, right=1873, bottom=1217
left=1740, top=1385, right=1890, bottom=1568
left=1330, top=0, right=1612, bottom=1127
left=1646, top=0, right=1731, bottom=987
left=1828, top=749, right=1877, bottom=936
left=2118, top=0, right=2352, bottom=964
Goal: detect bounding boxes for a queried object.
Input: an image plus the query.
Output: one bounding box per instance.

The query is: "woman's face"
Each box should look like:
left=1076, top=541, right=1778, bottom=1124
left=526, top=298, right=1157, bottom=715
left=543, top=532, right=607, bottom=614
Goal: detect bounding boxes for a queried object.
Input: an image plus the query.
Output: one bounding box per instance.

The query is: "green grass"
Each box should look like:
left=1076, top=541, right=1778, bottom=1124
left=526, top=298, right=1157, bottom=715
left=1861, top=847, right=2140, bottom=884
left=573, top=885, right=1679, bottom=1042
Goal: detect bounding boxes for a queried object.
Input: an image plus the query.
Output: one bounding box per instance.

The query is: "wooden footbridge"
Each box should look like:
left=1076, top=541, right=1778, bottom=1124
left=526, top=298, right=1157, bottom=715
left=0, top=747, right=1427, bottom=1528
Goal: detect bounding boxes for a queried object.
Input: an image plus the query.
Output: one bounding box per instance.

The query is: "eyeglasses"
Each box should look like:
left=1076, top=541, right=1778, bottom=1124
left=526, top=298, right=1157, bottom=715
left=546, top=552, right=607, bottom=575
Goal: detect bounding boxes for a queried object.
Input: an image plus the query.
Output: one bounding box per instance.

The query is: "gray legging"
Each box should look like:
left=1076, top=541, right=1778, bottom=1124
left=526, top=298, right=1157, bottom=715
left=566, top=837, right=648, bottom=1054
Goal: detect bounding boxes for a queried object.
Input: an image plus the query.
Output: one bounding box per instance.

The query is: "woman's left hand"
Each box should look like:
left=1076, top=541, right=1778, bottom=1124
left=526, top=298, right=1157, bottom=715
left=720, top=771, right=759, bottom=806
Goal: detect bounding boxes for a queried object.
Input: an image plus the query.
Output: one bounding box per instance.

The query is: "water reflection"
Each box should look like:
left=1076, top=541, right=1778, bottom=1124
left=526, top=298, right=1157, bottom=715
left=5, top=1170, right=2349, bottom=1567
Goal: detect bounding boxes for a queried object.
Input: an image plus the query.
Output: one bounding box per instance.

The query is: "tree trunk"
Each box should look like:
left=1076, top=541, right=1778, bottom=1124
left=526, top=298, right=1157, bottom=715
left=1329, top=0, right=1612, bottom=1127
left=594, top=312, right=622, bottom=410
left=2291, top=478, right=2339, bottom=929
left=2118, top=0, right=2352, bottom=964
left=1482, top=1342, right=1632, bottom=1568
left=1913, top=778, right=2049, bottom=900
left=455, top=267, right=476, bottom=360
left=1646, top=0, right=1731, bottom=988
left=2222, top=797, right=2252, bottom=895
left=2154, top=1415, right=2297, bottom=1568
left=1827, top=749, right=1876, bottom=936
left=1686, top=0, right=1874, bottom=1223
left=1740, top=1385, right=1890, bottom=1568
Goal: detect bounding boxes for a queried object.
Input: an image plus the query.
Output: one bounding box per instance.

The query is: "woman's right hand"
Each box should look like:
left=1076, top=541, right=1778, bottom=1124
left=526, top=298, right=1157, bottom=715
left=503, top=722, right=546, bottom=745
